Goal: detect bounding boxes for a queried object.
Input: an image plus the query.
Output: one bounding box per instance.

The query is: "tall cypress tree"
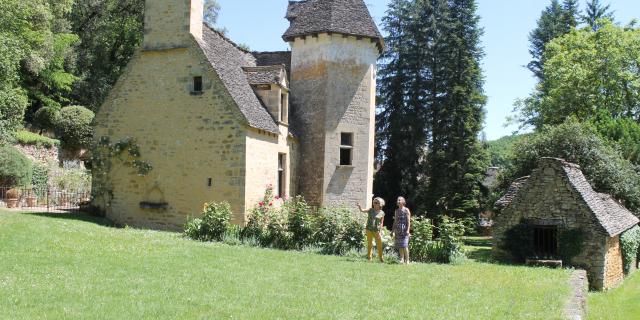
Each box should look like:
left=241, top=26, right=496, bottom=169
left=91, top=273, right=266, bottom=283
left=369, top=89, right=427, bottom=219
left=375, top=0, right=487, bottom=219
left=421, top=0, right=488, bottom=218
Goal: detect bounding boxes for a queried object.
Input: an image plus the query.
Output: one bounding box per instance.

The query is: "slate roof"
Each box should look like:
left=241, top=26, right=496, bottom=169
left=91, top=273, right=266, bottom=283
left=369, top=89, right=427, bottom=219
left=252, top=51, right=292, bottom=76
left=496, top=158, right=639, bottom=237
left=283, top=0, right=384, bottom=52
left=242, top=65, right=288, bottom=87
left=196, top=26, right=279, bottom=133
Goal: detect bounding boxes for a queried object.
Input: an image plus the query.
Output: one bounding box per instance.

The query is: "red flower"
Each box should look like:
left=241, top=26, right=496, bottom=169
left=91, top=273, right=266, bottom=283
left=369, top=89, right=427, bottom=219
left=269, top=202, right=273, bottom=206
left=259, top=202, right=264, bottom=207
left=275, top=195, right=280, bottom=200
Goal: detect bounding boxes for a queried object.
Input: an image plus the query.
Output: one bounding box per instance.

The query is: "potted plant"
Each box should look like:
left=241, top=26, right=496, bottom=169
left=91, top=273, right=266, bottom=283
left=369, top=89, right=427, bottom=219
left=25, top=189, right=37, bottom=207
left=5, top=188, right=21, bottom=208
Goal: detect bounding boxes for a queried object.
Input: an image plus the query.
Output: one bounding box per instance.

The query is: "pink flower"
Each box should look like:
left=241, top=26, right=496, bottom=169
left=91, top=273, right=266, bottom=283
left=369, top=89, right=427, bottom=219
left=269, top=202, right=273, bottom=206
left=259, top=202, right=264, bottom=207
left=275, top=195, right=280, bottom=200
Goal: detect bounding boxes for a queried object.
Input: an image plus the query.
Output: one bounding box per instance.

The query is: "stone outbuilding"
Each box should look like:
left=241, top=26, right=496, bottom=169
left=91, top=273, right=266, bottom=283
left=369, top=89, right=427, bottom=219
left=493, top=157, right=639, bottom=290
left=92, top=0, right=383, bottom=230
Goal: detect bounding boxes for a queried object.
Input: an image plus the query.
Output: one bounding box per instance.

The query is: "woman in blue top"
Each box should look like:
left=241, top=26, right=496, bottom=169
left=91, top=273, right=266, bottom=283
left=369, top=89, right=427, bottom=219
left=357, top=197, right=386, bottom=262
left=392, top=196, right=411, bottom=264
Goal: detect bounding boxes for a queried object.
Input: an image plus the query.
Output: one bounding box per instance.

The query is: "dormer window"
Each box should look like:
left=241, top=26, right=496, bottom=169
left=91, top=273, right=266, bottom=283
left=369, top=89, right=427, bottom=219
left=192, top=76, right=203, bottom=94
left=280, top=92, right=289, bottom=123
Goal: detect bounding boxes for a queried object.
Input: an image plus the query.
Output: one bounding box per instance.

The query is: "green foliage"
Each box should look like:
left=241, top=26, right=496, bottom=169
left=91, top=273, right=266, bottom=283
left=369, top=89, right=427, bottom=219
left=502, top=120, right=640, bottom=214
left=486, top=134, right=528, bottom=168
left=591, top=113, right=640, bottom=165
left=33, top=106, right=60, bottom=132
left=15, top=130, right=60, bottom=148
left=582, top=0, right=614, bottom=31
left=0, top=87, right=28, bottom=142
left=438, top=216, right=467, bottom=263
left=501, top=223, right=535, bottom=263
left=184, top=202, right=233, bottom=242
left=30, top=162, right=49, bottom=193
left=409, top=216, right=467, bottom=263
left=314, top=207, right=365, bottom=255
left=54, top=106, right=94, bottom=151
left=620, top=226, right=640, bottom=275
left=285, top=196, right=314, bottom=249
left=527, top=0, right=579, bottom=81
left=0, top=145, right=32, bottom=187
left=516, top=22, right=640, bottom=128
left=376, top=0, right=488, bottom=220
left=49, top=162, right=91, bottom=192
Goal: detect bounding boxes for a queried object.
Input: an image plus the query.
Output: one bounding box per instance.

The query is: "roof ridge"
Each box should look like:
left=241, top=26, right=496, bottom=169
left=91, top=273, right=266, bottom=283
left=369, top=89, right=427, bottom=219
left=202, top=23, right=252, bottom=55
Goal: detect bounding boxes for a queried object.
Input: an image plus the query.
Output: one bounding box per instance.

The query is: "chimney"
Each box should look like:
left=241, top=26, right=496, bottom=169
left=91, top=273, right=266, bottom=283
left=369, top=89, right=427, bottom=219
left=143, top=0, right=203, bottom=51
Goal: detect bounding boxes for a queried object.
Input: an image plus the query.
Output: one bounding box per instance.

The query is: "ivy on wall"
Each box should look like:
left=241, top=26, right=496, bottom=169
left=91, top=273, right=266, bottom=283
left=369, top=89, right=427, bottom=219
left=621, top=225, right=640, bottom=275
left=501, top=221, right=584, bottom=264
left=91, top=136, right=153, bottom=213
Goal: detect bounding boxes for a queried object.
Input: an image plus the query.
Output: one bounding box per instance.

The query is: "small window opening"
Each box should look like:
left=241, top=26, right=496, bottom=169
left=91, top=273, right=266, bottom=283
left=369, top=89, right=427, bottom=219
left=340, top=133, right=353, bottom=166
left=207, top=178, right=212, bottom=187
left=280, top=92, right=289, bottom=123
left=278, top=154, right=286, bottom=197
left=533, top=226, right=558, bottom=258
left=193, top=76, right=203, bottom=93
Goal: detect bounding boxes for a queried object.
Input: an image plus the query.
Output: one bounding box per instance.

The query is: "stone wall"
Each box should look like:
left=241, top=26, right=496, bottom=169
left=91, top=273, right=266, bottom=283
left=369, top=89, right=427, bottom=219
left=94, top=42, right=249, bottom=230
left=289, top=33, right=378, bottom=208
left=604, top=235, right=625, bottom=289
left=143, top=0, right=203, bottom=51
left=493, top=158, right=609, bottom=290
left=13, top=144, right=58, bottom=164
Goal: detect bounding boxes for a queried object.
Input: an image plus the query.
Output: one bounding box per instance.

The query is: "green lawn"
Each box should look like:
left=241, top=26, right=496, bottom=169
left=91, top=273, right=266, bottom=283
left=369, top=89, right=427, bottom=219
left=588, top=271, right=640, bottom=319
left=0, top=210, right=573, bottom=319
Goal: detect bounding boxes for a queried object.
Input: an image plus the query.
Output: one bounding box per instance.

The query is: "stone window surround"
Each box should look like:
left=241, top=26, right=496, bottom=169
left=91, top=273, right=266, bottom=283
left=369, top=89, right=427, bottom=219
left=339, top=132, right=354, bottom=167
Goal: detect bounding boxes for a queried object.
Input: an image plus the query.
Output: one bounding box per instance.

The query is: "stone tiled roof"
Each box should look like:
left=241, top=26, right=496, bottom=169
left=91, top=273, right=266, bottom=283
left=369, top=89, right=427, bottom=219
left=561, top=160, right=639, bottom=237
left=496, top=158, right=639, bottom=237
left=242, top=65, right=288, bottom=87
left=495, top=176, right=529, bottom=210
left=252, top=51, right=292, bottom=76
left=283, top=0, right=384, bottom=52
left=196, top=26, right=279, bottom=133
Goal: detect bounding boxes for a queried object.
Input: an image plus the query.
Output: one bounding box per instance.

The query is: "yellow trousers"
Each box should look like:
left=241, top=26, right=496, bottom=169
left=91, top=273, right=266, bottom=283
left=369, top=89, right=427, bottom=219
left=366, top=230, right=383, bottom=261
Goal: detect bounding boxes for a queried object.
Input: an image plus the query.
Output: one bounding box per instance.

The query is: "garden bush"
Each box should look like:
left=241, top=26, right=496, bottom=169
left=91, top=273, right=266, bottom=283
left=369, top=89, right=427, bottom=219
left=286, top=196, right=314, bottom=249
left=185, top=202, right=233, bottom=242
left=54, top=106, right=94, bottom=151
left=15, top=130, right=60, bottom=148
left=33, top=106, right=59, bottom=133
left=0, top=145, right=32, bottom=187
left=314, top=207, right=365, bottom=255
left=621, top=225, right=640, bottom=275
left=438, top=216, right=466, bottom=263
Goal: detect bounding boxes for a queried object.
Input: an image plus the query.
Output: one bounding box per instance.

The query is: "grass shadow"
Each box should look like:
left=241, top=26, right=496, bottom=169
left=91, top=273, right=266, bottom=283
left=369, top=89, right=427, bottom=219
left=21, top=211, right=118, bottom=228
left=466, top=247, right=494, bottom=263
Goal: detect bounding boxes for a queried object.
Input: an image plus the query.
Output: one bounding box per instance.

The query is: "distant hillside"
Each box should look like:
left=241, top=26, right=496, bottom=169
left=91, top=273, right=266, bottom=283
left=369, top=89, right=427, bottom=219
left=486, top=134, right=529, bottom=168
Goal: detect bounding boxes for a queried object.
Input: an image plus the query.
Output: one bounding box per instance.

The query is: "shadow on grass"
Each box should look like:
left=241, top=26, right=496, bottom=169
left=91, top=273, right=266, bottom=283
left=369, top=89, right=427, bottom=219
left=466, top=247, right=493, bottom=263
left=21, top=211, right=118, bottom=228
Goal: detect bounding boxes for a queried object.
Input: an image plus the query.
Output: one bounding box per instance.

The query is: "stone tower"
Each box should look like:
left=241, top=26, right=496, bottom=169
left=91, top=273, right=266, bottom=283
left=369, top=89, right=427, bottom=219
left=143, top=0, right=203, bottom=50
left=283, top=0, right=384, bottom=208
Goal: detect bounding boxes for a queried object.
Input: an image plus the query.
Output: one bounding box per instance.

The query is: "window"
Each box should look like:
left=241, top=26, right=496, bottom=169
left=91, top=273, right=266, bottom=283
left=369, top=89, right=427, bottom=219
left=278, top=154, right=286, bottom=197
left=280, top=92, right=289, bottom=123
left=192, top=76, right=203, bottom=93
left=533, top=226, right=558, bottom=258
left=340, top=133, right=353, bottom=166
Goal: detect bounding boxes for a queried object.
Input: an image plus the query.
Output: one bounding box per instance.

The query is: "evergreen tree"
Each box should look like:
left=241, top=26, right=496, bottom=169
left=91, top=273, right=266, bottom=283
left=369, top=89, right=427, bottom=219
left=421, top=0, right=488, bottom=218
left=527, top=0, right=579, bottom=81
left=375, top=0, right=487, bottom=219
left=582, top=0, right=614, bottom=31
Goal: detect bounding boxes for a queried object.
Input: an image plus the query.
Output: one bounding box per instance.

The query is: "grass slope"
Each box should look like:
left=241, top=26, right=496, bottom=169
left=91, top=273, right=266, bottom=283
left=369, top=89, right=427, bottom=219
left=588, top=271, right=640, bottom=319
left=0, top=211, right=572, bottom=319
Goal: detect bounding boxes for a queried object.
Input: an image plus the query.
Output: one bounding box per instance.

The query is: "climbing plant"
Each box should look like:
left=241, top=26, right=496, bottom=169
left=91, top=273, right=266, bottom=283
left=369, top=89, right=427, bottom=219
left=91, top=136, right=153, bottom=212
left=621, top=225, right=640, bottom=275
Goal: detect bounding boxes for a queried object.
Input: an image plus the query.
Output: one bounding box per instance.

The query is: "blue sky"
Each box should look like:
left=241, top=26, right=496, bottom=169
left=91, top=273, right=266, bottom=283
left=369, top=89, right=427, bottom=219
left=216, top=0, right=640, bottom=140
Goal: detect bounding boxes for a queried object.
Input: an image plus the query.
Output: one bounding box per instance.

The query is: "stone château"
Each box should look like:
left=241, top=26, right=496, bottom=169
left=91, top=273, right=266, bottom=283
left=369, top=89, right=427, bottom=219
left=92, top=0, right=383, bottom=229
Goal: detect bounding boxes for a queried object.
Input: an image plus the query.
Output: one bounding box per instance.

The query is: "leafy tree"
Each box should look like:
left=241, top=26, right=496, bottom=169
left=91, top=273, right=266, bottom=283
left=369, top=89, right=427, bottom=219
left=486, top=134, right=528, bottom=168
left=54, top=105, right=94, bottom=151
left=582, top=0, right=614, bottom=31
left=0, top=145, right=33, bottom=187
left=501, top=120, right=640, bottom=214
left=33, top=106, right=60, bottom=133
left=515, top=22, right=640, bottom=128
left=527, top=0, right=580, bottom=81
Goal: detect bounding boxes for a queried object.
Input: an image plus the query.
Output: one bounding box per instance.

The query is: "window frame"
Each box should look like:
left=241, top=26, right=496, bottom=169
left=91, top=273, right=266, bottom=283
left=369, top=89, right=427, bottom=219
left=191, top=76, right=203, bottom=95
left=339, top=132, right=354, bottom=166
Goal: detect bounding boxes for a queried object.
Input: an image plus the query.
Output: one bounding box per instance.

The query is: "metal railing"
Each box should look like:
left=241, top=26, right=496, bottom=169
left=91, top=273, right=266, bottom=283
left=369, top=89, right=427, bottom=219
left=0, top=187, right=90, bottom=212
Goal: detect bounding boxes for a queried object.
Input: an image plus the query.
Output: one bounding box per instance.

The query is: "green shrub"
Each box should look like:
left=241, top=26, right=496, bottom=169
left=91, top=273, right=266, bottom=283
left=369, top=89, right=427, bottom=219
left=33, top=107, right=60, bottom=133
left=30, top=162, right=49, bottom=197
left=409, top=217, right=439, bottom=262
left=0, top=87, right=28, bottom=142
left=15, top=130, right=60, bottom=148
left=184, top=202, right=233, bottom=242
left=49, top=163, right=91, bottom=192
left=558, top=228, right=584, bottom=263
left=0, top=145, right=32, bottom=187
left=438, top=216, right=466, bottom=263
left=54, top=106, right=94, bottom=151
left=621, top=225, right=640, bottom=275
left=286, top=196, right=314, bottom=249
left=314, top=207, right=365, bottom=255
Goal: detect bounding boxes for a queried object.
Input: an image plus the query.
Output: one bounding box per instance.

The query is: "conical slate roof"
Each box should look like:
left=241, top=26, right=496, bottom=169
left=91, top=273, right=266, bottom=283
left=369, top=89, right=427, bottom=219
left=283, top=0, right=384, bottom=52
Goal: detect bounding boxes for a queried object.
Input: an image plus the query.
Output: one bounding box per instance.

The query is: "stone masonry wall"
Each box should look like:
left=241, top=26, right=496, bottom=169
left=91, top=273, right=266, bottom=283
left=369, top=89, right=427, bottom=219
left=604, top=235, right=625, bottom=289
left=289, top=33, right=378, bottom=208
left=143, top=0, right=203, bottom=51
left=493, top=159, right=609, bottom=290
left=94, top=42, right=249, bottom=230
